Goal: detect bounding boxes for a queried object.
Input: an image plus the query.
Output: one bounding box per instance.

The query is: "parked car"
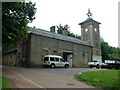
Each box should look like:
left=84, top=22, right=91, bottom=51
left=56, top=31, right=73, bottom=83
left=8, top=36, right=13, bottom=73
left=43, top=55, right=69, bottom=68
left=104, top=59, right=120, bottom=69
left=88, top=60, right=107, bottom=69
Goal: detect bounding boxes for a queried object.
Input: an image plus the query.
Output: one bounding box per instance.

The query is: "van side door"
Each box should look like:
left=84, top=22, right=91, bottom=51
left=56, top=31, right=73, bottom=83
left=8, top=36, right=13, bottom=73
left=54, top=57, right=61, bottom=67
left=59, top=58, right=65, bottom=67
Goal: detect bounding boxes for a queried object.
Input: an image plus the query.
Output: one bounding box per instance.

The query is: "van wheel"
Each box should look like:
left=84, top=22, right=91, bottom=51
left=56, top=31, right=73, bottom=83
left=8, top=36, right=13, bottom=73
left=65, top=64, right=69, bottom=68
left=89, top=65, right=93, bottom=68
left=51, top=64, right=55, bottom=68
left=96, top=65, right=100, bottom=69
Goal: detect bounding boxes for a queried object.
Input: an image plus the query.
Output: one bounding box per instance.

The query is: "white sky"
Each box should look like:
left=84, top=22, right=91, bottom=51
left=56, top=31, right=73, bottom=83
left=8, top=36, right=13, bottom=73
left=28, top=0, right=119, bottom=47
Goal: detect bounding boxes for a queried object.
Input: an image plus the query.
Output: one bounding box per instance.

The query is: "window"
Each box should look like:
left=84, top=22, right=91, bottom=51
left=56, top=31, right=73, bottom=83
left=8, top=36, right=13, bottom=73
left=93, top=61, right=97, bottom=62
left=96, top=51, right=99, bottom=55
left=18, top=52, right=20, bottom=58
left=95, top=35, right=98, bottom=40
left=50, top=57, right=55, bottom=61
left=53, top=50, right=57, bottom=53
left=55, top=58, right=59, bottom=62
left=60, top=58, right=65, bottom=62
left=96, top=42, right=98, bottom=46
left=44, top=57, right=49, bottom=61
left=84, top=34, right=88, bottom=40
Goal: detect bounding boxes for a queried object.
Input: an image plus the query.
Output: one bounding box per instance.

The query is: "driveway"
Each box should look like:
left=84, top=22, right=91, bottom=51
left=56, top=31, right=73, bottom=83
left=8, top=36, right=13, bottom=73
left=35, top=68, right=106, bottom=77
left=2, top=66, right=105, bottom=89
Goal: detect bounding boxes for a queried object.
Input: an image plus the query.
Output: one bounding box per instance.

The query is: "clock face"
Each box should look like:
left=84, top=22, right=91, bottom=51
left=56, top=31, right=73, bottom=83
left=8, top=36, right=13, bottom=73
left=85, top=28, right=88, bottom=32
left=94, top=28, right=97, bottom=31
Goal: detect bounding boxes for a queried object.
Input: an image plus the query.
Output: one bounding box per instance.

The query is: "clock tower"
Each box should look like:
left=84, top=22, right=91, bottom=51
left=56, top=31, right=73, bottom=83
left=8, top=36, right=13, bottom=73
left=79, top=9, right=102, bottom=61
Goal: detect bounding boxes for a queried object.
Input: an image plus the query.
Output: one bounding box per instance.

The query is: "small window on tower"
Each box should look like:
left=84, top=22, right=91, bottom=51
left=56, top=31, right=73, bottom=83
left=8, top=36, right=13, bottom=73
left=96, top=42, right=98, bottom=46
left=85, top=34, right=88, bottom=40
left=96, top=51, right=99, bottom=55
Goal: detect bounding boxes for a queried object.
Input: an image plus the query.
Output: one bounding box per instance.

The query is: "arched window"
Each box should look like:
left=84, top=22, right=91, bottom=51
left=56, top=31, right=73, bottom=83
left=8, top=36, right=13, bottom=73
left=84, top=34, right=88, bottom=40
left=96, top=51, right=99, bottom=55
left=96, top=42, right=98, bottom=46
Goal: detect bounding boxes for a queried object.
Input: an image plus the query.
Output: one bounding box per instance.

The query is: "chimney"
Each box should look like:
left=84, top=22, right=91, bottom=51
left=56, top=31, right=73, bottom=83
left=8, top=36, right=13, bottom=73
left=50, top=26, right=55, bottom=33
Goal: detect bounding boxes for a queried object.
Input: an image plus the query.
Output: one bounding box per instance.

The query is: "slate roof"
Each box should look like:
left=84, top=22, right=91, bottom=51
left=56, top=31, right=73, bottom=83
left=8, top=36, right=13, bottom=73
left=79, top=18, right=101, bottom=25
left=30, top=29, right=92, bottom=47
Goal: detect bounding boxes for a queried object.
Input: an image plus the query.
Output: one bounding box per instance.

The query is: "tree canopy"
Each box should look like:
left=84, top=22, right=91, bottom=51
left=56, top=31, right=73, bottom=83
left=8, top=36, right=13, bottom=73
left=2, top=2, right=36, bottom=53
left=57, top=24, right=70, bottom=34
left=56, top=24, right=81, bottom=40
left=100, top=38, right=120, bottom=61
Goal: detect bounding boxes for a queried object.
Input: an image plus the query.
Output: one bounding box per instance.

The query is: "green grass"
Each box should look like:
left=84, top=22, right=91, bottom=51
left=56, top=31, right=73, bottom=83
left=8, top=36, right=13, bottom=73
left=1, top=76, right=13, bottom=89
left=0, top=76, right=2, bottom=89
left=76, top=70, right=119, bottom=90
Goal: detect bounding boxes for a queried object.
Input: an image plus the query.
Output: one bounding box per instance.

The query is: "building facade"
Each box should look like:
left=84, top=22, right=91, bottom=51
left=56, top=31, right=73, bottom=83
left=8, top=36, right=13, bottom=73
left=16, top=29, right=93, bottom=68
left=2, top=50, right=17, bottom=66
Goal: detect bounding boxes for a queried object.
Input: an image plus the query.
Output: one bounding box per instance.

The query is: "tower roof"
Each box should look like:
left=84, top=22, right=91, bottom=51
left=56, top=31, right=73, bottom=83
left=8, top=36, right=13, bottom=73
left=79, top=8, right=101, bottom=26
left=78, top=18, right=101, bottom=26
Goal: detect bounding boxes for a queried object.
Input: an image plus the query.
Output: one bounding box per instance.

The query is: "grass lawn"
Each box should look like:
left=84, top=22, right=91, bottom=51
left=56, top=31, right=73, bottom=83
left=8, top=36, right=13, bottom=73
left=1, top=76, right=13, bottom=89
left=0, top=76, right=2, bottom=89
left=76, top=70, right=119, bottom=90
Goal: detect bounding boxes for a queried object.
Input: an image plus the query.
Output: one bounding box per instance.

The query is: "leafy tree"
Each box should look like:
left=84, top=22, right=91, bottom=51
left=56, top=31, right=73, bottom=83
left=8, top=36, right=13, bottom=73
left=68, top=33, right=81, bottom=40
left=118, top=48, right=120, bottom=58
left=100, top=38, right=120, bottom=61
left=57, top=24, right=70, bottom=34
left=64, top=24, right=70, bottom=30
left=101, top=41, right=110, bottom=61
left=75, top=34, right=81, bottom=40
left=68, top=33, right=75, bottom=37
left=108, top=47, right=119, bottom=59
left=2, top=2, right=36, bottom=53
left=56, top=24, right=81, bottom=40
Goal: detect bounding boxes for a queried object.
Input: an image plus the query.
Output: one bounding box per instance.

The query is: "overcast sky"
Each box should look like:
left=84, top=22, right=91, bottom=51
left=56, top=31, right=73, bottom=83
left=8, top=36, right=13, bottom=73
left=28, top=0, right=119, bottom=47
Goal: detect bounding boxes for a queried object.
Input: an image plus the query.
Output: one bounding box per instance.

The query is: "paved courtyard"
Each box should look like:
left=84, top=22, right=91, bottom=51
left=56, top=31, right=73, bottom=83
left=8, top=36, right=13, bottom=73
left=2, top=66, right=105, bottom=89
left=32, top=67, right=106, bottom=77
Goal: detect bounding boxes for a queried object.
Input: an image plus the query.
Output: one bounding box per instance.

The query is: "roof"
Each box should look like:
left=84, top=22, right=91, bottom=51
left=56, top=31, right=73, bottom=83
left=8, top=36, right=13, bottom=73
left=30, top=29, right=92, bottom=47
left=79, top=18, right=101, bottom=25
left=3, top=49, right=17, bottom=56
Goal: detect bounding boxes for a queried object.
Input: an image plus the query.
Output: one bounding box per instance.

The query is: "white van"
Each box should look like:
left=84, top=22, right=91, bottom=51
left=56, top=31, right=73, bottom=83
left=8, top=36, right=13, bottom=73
left=43, top=55, right=69, bottom=68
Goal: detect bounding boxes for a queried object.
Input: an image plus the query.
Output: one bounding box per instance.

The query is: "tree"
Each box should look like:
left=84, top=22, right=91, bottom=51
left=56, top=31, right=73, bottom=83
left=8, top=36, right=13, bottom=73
left=108, top=47, right=119, bottom=59
left=101, top=41, right=110, bottom=61
left=56, top=24, right=81, bottom=40
left=57, top=24, right=70, bottom=34
left=68, top=33, right=81, bottom=40
left=2, top=2, right=36, bottom=53
left=68, top=33, right=75, bottom=37
left=75, top=34, right=81, bottom=40
left=100, top=38, right=120, bottom=61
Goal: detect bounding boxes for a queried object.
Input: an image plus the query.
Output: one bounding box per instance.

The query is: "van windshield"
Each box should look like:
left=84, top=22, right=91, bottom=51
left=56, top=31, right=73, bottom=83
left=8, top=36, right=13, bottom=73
left=44, top=57, right=49, bottom=61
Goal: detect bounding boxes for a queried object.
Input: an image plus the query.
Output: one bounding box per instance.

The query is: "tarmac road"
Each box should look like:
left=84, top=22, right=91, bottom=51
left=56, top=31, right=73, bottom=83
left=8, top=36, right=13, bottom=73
left=2, top=66, right=104, bottom=89
left=35, top=67, right=106, bottom=77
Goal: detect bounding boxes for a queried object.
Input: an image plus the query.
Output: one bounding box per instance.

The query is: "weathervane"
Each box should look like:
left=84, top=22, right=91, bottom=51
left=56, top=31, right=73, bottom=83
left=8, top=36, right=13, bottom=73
left=86, top=8, right=92, bottom=18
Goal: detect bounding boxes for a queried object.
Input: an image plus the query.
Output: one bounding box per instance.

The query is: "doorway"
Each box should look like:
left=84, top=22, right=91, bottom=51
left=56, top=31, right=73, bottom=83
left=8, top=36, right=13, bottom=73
left=63, top=51, right=73, bottom=67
